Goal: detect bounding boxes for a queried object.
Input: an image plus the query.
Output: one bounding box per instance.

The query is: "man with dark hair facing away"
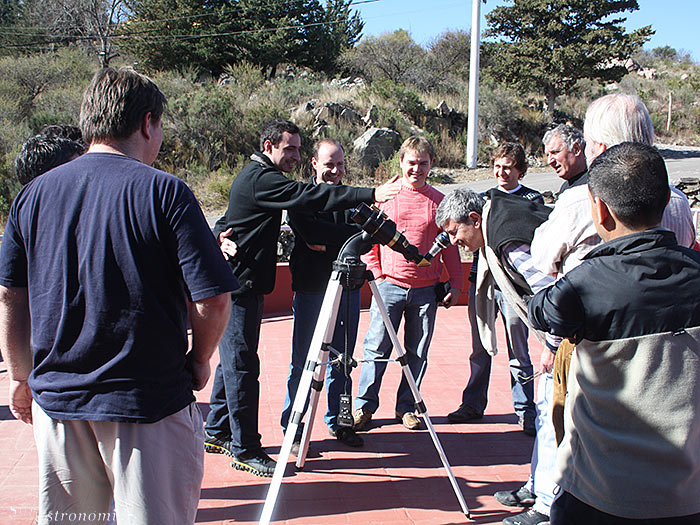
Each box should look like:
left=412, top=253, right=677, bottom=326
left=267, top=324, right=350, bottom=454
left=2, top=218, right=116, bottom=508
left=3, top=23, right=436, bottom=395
left=529, top=142, right=700, bottom=524
left=205, top=119, right=400, bottom=476
left=0, top=67, right=236, bottom=524
left=15, top=134, right=85, bottom=185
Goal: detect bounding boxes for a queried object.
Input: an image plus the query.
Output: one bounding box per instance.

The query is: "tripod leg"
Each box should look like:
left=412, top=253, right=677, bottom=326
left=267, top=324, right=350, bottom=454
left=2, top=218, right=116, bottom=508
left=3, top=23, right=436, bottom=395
left=367, top=280, right=471, bottom=519
left=259, top=278, right=344, bottom=525
left=295, top=339, right=329, bottom=469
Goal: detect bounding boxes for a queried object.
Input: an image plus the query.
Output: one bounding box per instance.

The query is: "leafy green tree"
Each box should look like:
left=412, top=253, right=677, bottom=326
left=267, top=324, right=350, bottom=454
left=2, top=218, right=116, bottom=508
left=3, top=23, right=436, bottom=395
left=122, top=0, right=362, bottom=76
left=485, top=0, right=653, bottom=115
left=298, top=0, right=363, bottom=73
left=0, top=0, right=44, bottom=56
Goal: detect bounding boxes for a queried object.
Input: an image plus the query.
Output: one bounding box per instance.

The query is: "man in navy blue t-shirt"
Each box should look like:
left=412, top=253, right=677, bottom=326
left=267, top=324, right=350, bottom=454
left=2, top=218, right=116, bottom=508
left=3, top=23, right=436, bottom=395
left=0, top=67, right=237, bottom=525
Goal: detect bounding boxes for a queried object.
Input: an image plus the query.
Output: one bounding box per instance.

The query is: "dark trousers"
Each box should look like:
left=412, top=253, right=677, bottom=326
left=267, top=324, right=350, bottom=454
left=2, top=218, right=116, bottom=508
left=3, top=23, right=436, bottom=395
left=205, top=292, right=264, bottom=455
left=551, top=491, right=700, bottom=525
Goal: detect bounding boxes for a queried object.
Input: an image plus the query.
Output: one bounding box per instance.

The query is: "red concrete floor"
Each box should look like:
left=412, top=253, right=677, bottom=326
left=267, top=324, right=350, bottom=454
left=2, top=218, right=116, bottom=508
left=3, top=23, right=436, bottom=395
left=0, top=304, right=540, bottom=524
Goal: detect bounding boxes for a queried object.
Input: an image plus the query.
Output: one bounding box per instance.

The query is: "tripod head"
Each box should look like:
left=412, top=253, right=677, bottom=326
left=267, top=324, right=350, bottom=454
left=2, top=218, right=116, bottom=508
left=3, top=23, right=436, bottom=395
left=332, top=203, right=426, bottom=290
left=349, top=203, right=425, bottom=263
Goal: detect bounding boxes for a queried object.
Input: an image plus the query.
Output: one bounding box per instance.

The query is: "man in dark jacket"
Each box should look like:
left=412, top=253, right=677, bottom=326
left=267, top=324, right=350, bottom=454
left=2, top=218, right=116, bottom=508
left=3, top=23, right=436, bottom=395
left=281, top=138, right=364, bottom=452
left=204, top=120, right=399, bottom=476
left=529, top=143, right=700, bottom=524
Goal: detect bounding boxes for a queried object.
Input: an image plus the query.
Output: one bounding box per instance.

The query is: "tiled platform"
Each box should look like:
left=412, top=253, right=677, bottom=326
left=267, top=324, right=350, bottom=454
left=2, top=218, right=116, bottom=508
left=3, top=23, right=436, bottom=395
left=1, top=305, right=539, bottom=524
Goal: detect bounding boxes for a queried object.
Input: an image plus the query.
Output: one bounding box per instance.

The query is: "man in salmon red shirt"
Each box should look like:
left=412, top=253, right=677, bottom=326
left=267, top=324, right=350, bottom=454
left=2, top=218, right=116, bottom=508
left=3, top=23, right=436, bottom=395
left=353, top=135, right=463, bottom=431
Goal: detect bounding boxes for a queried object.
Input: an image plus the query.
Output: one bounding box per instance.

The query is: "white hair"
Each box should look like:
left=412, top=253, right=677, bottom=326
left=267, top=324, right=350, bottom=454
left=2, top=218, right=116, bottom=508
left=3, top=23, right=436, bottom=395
left=584, top=94, right=655, bottom=148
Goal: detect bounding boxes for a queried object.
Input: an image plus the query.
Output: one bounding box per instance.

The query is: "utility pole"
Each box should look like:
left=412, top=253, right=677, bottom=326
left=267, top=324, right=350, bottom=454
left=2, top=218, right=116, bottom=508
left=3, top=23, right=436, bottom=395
left=465, top=0, right=481, bottom=168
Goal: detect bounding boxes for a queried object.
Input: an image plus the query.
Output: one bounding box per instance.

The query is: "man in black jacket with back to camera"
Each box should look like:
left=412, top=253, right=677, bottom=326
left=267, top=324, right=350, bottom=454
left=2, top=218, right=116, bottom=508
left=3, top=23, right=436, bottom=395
left=529, top=142, right=700, bottom=524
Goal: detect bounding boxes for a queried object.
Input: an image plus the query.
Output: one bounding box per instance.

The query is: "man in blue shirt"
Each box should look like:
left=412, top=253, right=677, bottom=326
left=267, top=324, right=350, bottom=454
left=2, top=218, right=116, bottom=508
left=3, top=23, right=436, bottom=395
left=0, top=67, right=236, bottom=525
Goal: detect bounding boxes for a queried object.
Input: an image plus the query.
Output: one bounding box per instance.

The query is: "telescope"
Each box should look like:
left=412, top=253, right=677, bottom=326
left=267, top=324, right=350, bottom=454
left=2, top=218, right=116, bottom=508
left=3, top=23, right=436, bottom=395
left=349, top=203, right=424, bottom=264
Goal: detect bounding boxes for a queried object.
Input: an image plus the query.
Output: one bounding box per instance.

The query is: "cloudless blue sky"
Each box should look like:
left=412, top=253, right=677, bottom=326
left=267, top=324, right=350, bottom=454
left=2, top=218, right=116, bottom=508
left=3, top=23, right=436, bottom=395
left=352, top=0, right=700, bottom=60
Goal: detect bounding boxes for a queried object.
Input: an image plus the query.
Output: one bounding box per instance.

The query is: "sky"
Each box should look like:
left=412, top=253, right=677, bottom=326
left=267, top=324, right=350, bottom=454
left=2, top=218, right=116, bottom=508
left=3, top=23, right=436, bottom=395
left=351, top=0, right=700, bottom=61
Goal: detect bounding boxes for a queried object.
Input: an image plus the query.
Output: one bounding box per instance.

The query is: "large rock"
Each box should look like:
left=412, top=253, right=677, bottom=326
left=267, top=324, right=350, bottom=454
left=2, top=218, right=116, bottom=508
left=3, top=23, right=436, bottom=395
left=353, top=127, right=402, bottom=169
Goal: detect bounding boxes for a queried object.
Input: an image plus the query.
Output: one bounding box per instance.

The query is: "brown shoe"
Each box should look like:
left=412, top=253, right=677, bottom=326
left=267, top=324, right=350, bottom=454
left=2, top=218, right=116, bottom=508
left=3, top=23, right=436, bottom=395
left=353, top=407, right=373, bottom=430
left=396, top=411, right=421, bottom=430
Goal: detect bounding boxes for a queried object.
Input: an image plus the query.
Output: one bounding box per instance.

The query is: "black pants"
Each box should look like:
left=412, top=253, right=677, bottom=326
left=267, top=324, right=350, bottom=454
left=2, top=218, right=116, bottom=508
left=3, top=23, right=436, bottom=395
left=551, top=491, right=700, bottom=525
left=205, top=292, right=265, bottom=455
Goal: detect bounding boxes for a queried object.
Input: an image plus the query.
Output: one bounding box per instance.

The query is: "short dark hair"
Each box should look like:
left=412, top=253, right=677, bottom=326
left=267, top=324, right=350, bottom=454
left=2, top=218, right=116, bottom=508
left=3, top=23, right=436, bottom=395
left=260, top=119, right=300, bottom=151
left=15, top=134, right=85, bottom=185
left=312, top=138, right=344, bottom=159
left=40, top=124, right=84, bottom=145
left=80, top=67, right=166, bottom=145
left=492, top=142, right=528, bottom=176
left=588, top=142, right=669, bottom=229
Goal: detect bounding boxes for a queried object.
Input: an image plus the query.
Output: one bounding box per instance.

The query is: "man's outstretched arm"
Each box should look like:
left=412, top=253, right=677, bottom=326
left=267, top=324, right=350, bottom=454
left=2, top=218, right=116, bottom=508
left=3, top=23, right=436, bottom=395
left=187, top=293, right=232, bottom=391
left=0, top=285, right=33, bottom=423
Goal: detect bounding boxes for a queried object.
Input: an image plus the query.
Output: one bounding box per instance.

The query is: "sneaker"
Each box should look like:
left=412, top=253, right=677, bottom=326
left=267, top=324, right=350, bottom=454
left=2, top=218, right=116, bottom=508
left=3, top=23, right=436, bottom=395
left=502, top=509, right=549, bottom=525
left=447, top=405, right=483, bottom=423
left=331, top=427, right=364, bottom=447
left=231, top=449, right=276, bottom=477
left=494, top=486, right=536, bottom=507
left=353, top=407, right=373, bottom=430
left=396, top=411, right=421, bottom=430
left=519, top=415, right=537, bottom=437
left=204, top=431, right=234, bottom=457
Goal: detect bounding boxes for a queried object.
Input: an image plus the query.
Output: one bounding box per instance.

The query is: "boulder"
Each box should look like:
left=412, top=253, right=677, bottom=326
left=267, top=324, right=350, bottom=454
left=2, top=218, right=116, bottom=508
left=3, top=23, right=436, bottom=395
left=353, top=127, right=402, bottom=169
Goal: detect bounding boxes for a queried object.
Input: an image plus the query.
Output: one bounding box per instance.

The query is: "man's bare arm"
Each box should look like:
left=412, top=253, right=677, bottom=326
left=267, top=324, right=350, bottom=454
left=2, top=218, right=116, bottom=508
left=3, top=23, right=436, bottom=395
left=0, top=286, right=33, bottom=423
left=187, top=293, right=231, bottom=391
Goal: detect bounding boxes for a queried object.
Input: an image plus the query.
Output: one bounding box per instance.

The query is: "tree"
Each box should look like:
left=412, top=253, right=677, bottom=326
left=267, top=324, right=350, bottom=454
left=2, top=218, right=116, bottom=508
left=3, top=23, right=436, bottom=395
left=424, top=30, right=471, bottom=90
left=297, top=0, right=362, bottom=73
left=485, top=0, right=653, bottom=115
left=340, top=30, right=427, bottom=85
left=122, top=0, right=363, bottom=77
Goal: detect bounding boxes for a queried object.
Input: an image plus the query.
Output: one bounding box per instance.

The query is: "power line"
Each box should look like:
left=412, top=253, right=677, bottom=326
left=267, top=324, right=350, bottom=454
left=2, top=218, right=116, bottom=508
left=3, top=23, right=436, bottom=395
left=0, top=15, right=362, bottom=50
left=2, top=0, right=378, bottom=33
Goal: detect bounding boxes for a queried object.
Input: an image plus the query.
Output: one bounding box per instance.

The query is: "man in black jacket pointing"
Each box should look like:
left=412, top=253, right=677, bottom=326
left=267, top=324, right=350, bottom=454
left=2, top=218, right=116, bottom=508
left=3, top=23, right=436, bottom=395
left=204, top=119, right=399, bottom=476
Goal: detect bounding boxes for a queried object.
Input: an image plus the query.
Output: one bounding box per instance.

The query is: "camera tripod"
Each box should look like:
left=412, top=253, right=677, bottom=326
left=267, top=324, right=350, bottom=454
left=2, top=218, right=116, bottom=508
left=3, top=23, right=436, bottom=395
left=259, top=218, right=470, bottom=524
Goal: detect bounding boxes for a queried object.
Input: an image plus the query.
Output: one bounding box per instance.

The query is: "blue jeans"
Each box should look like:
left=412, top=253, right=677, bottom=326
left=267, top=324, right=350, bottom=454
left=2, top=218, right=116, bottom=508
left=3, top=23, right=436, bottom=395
left=355, top=281, right=437, bottom=415
left=205, top=292, right=264, bottom=455
left=531, top=372, right=558, bottom=516
left=459, top=283, right=536, bottom=419
left=280, top=289, right=361, bottom=434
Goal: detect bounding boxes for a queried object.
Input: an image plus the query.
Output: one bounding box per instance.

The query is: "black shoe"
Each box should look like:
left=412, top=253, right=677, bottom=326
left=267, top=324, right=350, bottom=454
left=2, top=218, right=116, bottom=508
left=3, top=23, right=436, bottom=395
left=231, top=449, right=276, bottom=477
left=502, top=509, right=549, bottom=525
left=494, top=486, right=536, bottom=507
left=447, top=405, right=483, bottom=423
left=204, top=431, right=234, bottom=457
left=331, top=427, right=364, bottom=447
